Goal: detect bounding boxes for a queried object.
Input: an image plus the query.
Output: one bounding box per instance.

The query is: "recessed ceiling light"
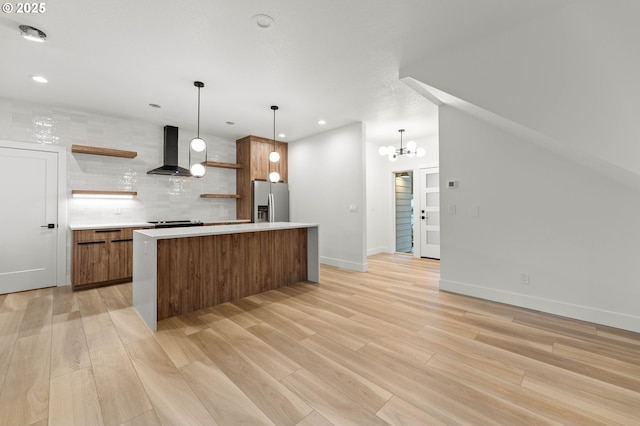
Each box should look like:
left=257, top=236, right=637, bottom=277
left=278, top=133, right=286, bottom=138
left=318, top=120, right=326, bottom=125
left=252, top=14, right=274, bottom=30
left=149, top=103, right=161, bottom=108
left=19, top=25, right=46, bottom=42
left=31, top=75, right=48, bottom=83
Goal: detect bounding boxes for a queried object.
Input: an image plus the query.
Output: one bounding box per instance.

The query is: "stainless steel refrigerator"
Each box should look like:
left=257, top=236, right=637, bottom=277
left=252, top=181, right=289, bottom=222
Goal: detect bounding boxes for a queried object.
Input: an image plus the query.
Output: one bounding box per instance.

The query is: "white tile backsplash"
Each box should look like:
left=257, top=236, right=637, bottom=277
left=1, top=97, right=238, bottom=225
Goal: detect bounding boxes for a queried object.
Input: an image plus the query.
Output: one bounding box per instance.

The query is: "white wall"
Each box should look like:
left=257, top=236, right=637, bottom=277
left=401, top=1, right=640, bottom=183
left=439, top=106, right=640, bottom=332
left=289, top=122, right=367, bottom=271
left=366, top=134, right=439, bottom=256
left=365, top=138, right=391, bottom=255
left=400, top=1, right=640, bottom=332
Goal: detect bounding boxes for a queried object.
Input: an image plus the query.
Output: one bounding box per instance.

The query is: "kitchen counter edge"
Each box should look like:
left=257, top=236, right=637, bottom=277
left=135, top=222, right=319, bottom=240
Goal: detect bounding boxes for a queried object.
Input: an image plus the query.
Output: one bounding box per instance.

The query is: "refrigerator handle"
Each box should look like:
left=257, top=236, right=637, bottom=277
left=268, top=193, right=275, bottom=222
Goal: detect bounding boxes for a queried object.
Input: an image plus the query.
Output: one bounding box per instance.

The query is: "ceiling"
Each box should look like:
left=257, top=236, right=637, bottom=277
left=0, top=0, right=568, bottom=146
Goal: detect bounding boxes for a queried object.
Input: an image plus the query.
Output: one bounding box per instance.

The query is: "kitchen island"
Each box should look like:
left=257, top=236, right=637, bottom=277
left=132, top=222, right=319, bottom=331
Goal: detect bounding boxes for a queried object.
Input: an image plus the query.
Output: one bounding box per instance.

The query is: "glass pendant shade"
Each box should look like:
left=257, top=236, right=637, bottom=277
left=190, top=138, right=206, bottom=152
left=269, top=171, right=280, bottom=183
left=378, top=146, right=387, bottom=156
left=269, top=150, right=280, bottom=162
left=190, top=163, right=206, bottom=177
left=416, top=147, right=426, bottom=157
left=406, top=140, right=417, bottom=151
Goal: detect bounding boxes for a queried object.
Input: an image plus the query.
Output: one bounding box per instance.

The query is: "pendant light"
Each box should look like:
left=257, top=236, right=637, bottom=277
left=378, top=129, right=425, bottom=161
left=189, top=81, right=207, bottom=178
left=268, top=105, right=280, bottom=183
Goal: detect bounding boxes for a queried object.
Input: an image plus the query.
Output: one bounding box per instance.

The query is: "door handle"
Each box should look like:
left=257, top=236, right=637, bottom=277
left=41, top=224, right=56, bottom=229
left=269, top=193, right=276, bottom=222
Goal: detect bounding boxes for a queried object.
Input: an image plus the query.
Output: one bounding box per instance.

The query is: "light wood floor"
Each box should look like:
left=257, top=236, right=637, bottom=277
left=1, top=254, right=639, bottom=425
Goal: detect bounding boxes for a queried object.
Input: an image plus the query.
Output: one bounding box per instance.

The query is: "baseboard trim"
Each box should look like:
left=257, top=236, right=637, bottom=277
left=320, top=256, right=368, bottom=272
left=366, top=247, right=392, bottom=256
left=439, top=279, right=640, bottom=333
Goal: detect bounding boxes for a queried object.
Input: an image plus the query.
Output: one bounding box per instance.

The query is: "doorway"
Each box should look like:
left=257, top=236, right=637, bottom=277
left=0, top=142, right=66, bottom=293
left=394, top=171, right=413, bottom=253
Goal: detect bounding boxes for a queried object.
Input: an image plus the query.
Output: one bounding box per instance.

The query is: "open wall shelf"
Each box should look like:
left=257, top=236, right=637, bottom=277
left=205, top=161, right=243, bottom=169
left=200, top=194, right=241, bottom=199
left=72, top=190, right=138, bottom=198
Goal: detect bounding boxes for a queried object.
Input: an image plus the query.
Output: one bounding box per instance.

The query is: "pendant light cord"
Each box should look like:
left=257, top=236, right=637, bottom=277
left=196, top=86, right=201, bottom=138
left=193, top=81, right=204, bottom=139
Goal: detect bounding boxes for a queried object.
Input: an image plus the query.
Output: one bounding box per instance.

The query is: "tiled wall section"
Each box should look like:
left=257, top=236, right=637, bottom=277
left=0, top=98, right=238, bottom=224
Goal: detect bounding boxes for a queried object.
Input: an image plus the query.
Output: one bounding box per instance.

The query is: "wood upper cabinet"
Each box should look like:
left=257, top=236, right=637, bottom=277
left=236, top=135, right=288, bottom=220
left=72, top=227, right=145, bottom=290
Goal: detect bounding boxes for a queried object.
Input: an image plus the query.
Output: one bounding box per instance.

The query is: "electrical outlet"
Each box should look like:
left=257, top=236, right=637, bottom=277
left=520, top=272, right=530, bottom=285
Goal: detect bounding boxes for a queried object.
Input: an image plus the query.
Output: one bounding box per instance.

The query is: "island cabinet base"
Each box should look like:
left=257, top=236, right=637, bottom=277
left=156, top=228, right=308, bottom=321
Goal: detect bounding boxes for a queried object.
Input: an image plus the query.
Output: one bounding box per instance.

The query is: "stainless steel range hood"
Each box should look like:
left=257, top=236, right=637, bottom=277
left=147, top=125, right=191, bottom=176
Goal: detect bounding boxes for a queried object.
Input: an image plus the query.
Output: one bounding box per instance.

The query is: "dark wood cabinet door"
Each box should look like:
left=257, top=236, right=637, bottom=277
left=72, top=241, right=108, bottom=286
left=108, top=238, right=133, bottom=280
left=250, top=139, right=272, bottom=181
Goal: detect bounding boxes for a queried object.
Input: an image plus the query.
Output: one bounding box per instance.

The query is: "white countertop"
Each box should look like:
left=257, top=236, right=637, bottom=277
left=69, top=222, right=153, bottom=230
left=135, top=222, right=319, bottom=240
left=69, top=219, right=251, bottom=231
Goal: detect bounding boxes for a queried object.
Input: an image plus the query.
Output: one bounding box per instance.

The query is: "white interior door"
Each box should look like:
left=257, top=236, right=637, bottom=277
left=0, top=147, right=58, bottom=293
left=419, top=167, right=440, bottom=259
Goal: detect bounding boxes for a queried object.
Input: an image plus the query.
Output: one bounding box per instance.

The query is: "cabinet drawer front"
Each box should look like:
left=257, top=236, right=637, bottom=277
left=74, top=227, right=134, bottom=242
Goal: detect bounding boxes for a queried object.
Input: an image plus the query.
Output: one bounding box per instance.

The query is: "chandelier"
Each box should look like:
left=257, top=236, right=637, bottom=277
left=378, top=129, right=425, bottom=161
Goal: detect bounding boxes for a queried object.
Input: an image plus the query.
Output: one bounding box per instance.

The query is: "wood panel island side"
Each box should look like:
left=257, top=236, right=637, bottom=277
left=132, top=222, right=319, bottom=331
